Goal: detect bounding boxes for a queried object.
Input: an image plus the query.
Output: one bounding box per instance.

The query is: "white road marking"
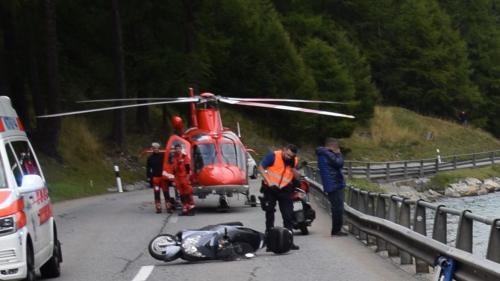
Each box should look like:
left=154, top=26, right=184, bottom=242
left=132, top=265, right=154, bottom=281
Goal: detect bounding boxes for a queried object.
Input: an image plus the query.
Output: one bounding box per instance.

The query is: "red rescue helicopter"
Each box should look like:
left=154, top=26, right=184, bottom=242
left=38, top=88, right=354, bottom=208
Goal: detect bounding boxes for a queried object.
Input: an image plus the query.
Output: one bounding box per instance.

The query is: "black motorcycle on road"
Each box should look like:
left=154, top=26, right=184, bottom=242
left=148, top=222, right=292, bottom=262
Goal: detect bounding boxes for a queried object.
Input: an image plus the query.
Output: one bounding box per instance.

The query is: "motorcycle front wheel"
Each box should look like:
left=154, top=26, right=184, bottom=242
left=148, top=234, right=182, bottom=262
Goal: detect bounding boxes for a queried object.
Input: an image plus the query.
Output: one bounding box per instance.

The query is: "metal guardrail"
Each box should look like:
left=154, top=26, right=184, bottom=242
left=302, top=165, right=500, bottom=281
left=309, top=149, right=500, bottom=181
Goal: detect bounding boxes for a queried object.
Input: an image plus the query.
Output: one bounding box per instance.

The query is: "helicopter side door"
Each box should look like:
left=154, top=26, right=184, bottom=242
left=162, top=135, right=191, bottom=177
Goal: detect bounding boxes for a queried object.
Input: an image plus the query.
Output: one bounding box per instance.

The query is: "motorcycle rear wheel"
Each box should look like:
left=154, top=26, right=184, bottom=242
left=148, top=234, right=181, bottom=262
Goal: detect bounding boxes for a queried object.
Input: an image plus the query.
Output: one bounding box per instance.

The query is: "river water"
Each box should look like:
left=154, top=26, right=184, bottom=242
left=434, top=191, right=500, bottom=258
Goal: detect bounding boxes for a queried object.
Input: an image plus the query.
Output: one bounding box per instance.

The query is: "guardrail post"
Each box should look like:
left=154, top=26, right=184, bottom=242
left=353, top=189, right=360, bottom=211
left=358, top=192, right=368, bottom=242
left=348, top=188, right=355, bottom=208
left=399, top=199, right=413, bottom=265
left=491, top=152, right=495, bottom=165
left=358, top=191, right=367, bottom=214
left=473, top=153, right=477, bottom=168
left=375, top=195, right=387, bottom=252
left=387, top=196, right=399, bottom=257
left=366, top=162, right=371, bottom=180
left=456, top=210, right=473, bottom=253
left=435, top=158, right=439, bottom=173
left=432, top=205, right=447, bottom=243
left=349, top=189, right=360, bottom=236
left=386, top=163, right=390, bottom=181
left=486, top=219, right=500, bottom=263
left=365, top=193, right=376, bottom=245
left=453, top=156, right=457, bottom=169
left=404, top=161, right=408, bottom=178
left=366, top=193, right=375, bottom=216
left=419, top=160, right=424, bottom=177
left=348, top=162, right=353, bottom=179
left=414, top=200, right=429, bottom=273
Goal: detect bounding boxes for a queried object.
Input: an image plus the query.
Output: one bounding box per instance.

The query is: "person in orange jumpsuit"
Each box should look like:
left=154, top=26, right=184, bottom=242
left=172, top=144, right=195, bottom=215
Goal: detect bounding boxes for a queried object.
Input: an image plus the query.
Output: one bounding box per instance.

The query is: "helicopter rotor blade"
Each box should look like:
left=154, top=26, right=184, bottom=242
left=218, top=98, right=355, bottom=119
left=37, top=97, right=199, bottom=118
left=221, top=97, right=347, bottom=104
left=77, top=97, right=195, bottom=103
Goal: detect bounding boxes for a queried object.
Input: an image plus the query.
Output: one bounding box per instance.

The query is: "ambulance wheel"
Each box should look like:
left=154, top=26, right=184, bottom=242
left=23, top=244, right=36, bottom=281
left=250, top=195, right=257, bottom=207
left=300, top=226, right=309, bottom=235
left=40, top=239, right=62, bottom=278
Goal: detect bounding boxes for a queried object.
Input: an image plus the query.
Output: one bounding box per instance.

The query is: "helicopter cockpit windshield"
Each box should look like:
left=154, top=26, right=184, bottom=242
left=220, top=133, right=246, bottom=170
left=193, top=142, right=216, bottom=173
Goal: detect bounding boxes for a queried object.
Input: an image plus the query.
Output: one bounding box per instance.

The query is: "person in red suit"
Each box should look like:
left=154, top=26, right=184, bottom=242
left=172, top=144, right=195, bottom=215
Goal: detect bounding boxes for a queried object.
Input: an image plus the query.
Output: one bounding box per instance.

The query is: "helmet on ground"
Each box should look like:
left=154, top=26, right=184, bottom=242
left=266, top=227, right=293, bottom=254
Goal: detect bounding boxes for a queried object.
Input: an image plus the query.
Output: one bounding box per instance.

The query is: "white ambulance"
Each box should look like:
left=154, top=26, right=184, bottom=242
left=0, top=97, right=61, bottom=281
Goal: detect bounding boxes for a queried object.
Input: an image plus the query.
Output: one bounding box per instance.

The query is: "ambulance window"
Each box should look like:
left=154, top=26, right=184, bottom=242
left=5, top=144, right=23, bottom=186
left=11, top=141, right=40, bottom=176
left=0, top=150, right=6, bottom=188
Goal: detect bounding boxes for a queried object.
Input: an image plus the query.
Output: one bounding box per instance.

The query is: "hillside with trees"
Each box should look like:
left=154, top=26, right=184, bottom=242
left=1, top=0, right=500, bottom=156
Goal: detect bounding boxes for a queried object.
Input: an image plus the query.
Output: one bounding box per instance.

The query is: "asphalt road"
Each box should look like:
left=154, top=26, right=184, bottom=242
left=51, top=178, right=426, bottom=281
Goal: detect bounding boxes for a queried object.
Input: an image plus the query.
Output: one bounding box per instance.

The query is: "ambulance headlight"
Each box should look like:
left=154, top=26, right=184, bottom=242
left=0, top=216, right=15, bottom=235
left=0, top=212, right=26, bottom=236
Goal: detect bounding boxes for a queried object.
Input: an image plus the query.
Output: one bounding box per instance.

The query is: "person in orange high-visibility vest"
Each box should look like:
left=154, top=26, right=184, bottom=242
left=258, top=144, right=301, bottom=250
left=171, top=144, right=195, bottom=215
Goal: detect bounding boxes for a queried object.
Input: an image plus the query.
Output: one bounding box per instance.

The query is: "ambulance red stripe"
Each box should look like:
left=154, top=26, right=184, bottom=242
left=0, top=198, right=24, bottom=217
left=38, top=204, right=52, bottom=225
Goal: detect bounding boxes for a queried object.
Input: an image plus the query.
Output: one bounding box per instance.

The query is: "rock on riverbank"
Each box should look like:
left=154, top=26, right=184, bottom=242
left=444, top=177, right=500, bottom=197
left=378, top=177, right=500, bottom=201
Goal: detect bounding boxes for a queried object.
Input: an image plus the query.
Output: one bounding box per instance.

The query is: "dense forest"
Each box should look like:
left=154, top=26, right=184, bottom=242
left=0, top=0, right=499, bottom=157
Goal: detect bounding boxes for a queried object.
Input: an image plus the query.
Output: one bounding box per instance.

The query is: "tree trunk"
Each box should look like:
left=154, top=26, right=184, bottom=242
left=0, top=2, right=29, bottom=130
left=111, top=0, right=126, bottom=151
left=40, top=0, right=61, bottom=159
left=182, top=0, right=195, bottom=54
left=25, top=1, right=44, bottom=121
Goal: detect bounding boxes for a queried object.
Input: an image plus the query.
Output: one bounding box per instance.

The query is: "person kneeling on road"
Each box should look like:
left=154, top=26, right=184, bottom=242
left=258, top=144, right=301, bottom=250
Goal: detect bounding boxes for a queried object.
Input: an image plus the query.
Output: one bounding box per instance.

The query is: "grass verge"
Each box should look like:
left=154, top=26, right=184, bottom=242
left=39, top=118, right=143, bottom=202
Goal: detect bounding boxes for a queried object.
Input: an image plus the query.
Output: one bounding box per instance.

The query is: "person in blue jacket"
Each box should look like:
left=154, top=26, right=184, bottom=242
left=316, top=138, right=348, bottom=236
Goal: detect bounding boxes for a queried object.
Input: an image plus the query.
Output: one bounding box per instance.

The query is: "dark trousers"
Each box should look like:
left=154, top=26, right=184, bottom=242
left=328, top=189, right=345, bottom=233
left=262, top=185, right=294, bottom=231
